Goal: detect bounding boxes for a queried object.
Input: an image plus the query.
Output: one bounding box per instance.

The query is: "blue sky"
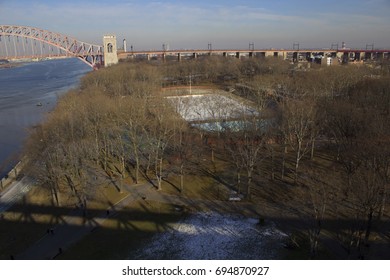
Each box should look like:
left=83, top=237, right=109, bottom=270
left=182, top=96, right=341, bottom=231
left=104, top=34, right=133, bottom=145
left=1, top=0, right=389, bottom=50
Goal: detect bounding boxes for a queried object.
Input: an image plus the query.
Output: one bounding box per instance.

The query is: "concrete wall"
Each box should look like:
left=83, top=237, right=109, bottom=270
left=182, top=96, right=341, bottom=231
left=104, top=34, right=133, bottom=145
left=0, top=161, right=22, bottom=190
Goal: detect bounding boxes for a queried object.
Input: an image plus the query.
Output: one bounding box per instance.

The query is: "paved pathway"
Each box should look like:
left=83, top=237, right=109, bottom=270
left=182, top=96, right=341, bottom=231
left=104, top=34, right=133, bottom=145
left=0, top=177, right=34, bottom=213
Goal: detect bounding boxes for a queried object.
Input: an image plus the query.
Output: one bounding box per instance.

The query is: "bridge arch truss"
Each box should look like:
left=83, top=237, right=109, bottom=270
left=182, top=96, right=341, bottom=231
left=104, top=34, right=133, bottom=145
left=0, top=25, right=103, bottom=68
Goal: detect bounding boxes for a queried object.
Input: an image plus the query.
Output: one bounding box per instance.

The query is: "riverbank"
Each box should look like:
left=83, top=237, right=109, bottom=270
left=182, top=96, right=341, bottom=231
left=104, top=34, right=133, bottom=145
left=0, top=58, right=92, bottom=180
left=0, top=63, right=23, bottom=69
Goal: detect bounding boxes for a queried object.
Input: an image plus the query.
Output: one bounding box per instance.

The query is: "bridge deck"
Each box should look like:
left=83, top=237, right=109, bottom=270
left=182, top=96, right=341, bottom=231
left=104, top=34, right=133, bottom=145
left=120, top=49, right=390, bottom=56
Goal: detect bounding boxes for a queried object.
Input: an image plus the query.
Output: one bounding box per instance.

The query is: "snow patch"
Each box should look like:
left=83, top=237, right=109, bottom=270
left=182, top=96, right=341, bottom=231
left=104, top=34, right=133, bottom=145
left=166, top=94, right=256, bottom=122
left=130, top=212, right=288, bottom=260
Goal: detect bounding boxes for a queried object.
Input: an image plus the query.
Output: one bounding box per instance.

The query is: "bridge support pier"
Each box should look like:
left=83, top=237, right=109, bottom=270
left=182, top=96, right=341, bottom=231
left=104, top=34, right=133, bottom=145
left=342, top=52, right=349, bottom=64
left=236, top=52, right=240, bottom=59
left=355, top=52, right=363, bottom=61
left=306, top=52, right=311, bottom=62
left=376, top=52, right=384, bottom=60
left=193, top=53, right=197, bottom=59
left=177, top=53, right=182, bottom=62
left=365, top=52, right=372, bottom=60
left=223, top=52, right=227, bottom=57
left=293, top=52, right=298, bottom=62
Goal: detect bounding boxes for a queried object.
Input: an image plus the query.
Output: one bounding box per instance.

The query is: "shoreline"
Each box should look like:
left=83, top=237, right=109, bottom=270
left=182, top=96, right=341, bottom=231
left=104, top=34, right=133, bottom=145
left=0, top=63, right=23, bottom=69
left=0, top=58, right=91, bottom=189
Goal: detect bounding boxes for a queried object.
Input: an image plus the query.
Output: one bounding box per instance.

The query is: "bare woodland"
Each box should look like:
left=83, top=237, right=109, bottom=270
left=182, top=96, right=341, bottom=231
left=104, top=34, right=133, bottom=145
left=23, top=57, right=390, bottom=259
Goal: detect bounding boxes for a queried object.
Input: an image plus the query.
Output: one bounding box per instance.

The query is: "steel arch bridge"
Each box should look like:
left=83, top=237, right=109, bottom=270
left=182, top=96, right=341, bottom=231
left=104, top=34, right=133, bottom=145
left=0, top=25, right=103, bottom=68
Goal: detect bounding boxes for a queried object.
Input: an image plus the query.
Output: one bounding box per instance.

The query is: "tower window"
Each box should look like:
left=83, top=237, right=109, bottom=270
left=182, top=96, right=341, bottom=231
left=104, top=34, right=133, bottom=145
left=107, top=43, right=113, bottom=53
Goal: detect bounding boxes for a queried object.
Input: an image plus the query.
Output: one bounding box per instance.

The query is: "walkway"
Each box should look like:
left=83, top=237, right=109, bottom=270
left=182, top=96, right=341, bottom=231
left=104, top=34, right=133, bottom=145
left=0, top=177, right=33, bottom=213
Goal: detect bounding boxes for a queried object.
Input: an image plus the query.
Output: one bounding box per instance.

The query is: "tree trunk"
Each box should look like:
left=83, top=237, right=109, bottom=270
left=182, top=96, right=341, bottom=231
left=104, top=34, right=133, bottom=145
left=294, top=141, right=302, bottom=183
left=247, top=169, right=252, bottom=200
left=180, top=163, right=184, bottom=192
left=65, top=174, right=76, bottom=195
left=95, top=131, right=99, bottom=166
left=83, top=197, right=87, bottom=218
left=135, top=158, right=139, bottom=184
left=271, top=148, right=275, bottom=180
left=378, top=186, right=387, bottom=220
left=310, top=137, right=315, bottom=160
left=157, top=158, right=163, bottom=191
left=294, top=154, right=300, bottom=184
left=146, top=153, right=151, bottom=173
left=364, top=210, right=374, bottom=245
left=51, top=186, right=59, bottom=207
left=103, top=148, right=107, bottom=171
left=281, top=149, right=286, bottom=180
left=51, top=177, right=61, bottom=206
left=133, top=142, right=140, bottom=184
left=237, top=171, right=241, bottom=194
left=281, top=140, right=287, bottom=180
left=121, top=156, right=125, bottom=179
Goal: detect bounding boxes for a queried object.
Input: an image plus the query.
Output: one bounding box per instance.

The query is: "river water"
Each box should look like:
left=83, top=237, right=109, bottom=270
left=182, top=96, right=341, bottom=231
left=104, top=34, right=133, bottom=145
left=0, top=58, right=91, bottom=178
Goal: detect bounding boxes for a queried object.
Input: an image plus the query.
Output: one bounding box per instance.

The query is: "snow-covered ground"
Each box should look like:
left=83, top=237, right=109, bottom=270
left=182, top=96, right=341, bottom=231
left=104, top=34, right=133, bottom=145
left=131, top=212, right=288, bottom=260
left=166, top=93, right=256, bottom=122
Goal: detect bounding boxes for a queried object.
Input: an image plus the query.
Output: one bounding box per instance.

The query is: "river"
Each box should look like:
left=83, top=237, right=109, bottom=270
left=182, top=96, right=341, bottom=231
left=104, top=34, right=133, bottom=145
left=0, top=58, right=91, bottom=179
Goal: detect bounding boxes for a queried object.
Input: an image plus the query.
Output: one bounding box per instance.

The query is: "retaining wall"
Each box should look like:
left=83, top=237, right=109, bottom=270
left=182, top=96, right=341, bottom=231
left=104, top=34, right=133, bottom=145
left=0, top=161, right=22, bottom=191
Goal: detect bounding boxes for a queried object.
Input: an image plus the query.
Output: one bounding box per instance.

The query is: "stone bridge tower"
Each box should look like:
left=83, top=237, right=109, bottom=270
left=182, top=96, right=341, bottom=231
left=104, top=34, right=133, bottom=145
left=103, top=35, right=118, bottom=67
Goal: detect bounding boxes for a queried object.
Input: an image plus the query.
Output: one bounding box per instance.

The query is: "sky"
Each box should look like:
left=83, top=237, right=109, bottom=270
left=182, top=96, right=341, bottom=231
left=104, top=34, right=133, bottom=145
left=1, top=0, right=389, bottom=50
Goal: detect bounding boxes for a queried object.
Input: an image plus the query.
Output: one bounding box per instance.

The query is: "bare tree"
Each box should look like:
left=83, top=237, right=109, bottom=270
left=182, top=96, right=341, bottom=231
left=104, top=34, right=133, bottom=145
left=300, top=168, right=330, bottom=259
left=281, top=98, right=316, bottom=183
left=227, top=109, right=269, bottom=199
left=146, top=98, right=176, bottom=190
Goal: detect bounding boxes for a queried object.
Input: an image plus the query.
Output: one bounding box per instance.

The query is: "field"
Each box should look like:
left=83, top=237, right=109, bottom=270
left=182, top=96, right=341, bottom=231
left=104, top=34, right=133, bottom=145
left=165, top=90, right=256, bottom=122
